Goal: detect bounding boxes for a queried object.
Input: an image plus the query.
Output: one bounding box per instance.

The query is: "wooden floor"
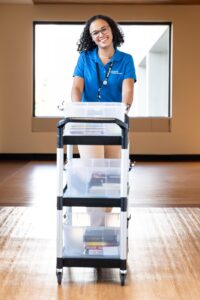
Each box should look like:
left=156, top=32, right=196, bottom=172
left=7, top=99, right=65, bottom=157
left=0, top=160, right=200, bottom=299
left=0, top=206, right=200, bottom=300
left=1, top=160, right=200, bottom=207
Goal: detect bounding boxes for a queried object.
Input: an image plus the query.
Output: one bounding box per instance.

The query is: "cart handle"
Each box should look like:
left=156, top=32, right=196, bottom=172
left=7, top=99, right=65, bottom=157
left=57, top=116, right=128, bottom=130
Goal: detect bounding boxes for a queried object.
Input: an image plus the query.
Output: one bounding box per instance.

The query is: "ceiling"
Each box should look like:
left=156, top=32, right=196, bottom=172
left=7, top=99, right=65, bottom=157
left=1, top=0, right=200, bottom=4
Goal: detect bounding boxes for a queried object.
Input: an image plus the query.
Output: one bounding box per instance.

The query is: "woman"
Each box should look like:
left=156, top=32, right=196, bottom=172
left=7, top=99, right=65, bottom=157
left=71, top=14, right=137, bottom=159
left=71, top=15, right=136, bottom=225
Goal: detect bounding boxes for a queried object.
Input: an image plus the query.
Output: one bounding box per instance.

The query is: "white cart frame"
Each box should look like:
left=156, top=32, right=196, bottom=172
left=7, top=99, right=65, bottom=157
left=56, top=115, right=129, bottom=286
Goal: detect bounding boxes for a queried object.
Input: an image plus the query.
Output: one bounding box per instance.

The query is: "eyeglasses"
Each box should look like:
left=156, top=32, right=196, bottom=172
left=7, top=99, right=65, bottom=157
left=90, top=26, right=110, bottom=38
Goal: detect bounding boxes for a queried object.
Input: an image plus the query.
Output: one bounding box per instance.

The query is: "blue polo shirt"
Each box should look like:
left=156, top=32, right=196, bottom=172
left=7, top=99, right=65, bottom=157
left=73, top=48, right=137, bottom=102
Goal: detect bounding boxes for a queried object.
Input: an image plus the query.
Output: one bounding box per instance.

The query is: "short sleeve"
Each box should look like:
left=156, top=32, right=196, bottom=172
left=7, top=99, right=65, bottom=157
left=123, top=55, right=137, bottom=82
left=73, top=52, right=85, bottom=78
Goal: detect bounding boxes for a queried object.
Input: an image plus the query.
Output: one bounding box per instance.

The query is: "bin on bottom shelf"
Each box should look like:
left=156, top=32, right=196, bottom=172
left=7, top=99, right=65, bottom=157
left=63, top=213, right=120, bottom=258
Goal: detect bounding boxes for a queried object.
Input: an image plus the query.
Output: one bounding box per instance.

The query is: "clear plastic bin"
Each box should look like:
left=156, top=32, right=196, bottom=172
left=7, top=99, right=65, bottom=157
left=63, top=212, right=120, bottom=258
left=64, top=102, right=125, bottom=137
left=64, top=122, right=121, bottom=136
left=64, top=102, right=126, bottom=122
left=64, top=159, right=121, bottom=198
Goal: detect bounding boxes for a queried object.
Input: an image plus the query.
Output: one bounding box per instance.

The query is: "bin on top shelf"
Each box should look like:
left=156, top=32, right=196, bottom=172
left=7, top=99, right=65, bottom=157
left=64, top=102, right=126, bottom=122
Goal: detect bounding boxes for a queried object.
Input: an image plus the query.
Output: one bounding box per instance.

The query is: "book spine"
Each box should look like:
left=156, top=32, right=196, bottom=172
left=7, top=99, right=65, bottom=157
left=85, top=241, right=119, bottom=247
left=84, top=246, right=119, bottom=256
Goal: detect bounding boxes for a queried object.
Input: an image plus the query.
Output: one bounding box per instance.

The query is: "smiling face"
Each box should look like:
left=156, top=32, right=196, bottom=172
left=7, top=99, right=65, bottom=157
left=90, top=19, right=113, bottom=50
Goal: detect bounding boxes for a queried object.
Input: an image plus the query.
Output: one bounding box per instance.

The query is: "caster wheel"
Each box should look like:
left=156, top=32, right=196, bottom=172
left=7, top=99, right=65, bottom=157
left=120, top=273, right=126, bottom=286
left=57, top=271, right=63, bottom=285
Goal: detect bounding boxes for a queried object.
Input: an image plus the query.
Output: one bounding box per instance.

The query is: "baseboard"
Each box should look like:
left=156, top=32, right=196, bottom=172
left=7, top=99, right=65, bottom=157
left=130, top=154, right=200, bottom=161
left=0, top=153, right=56, bottom=161
left=1, top=153, right=200, bottom=162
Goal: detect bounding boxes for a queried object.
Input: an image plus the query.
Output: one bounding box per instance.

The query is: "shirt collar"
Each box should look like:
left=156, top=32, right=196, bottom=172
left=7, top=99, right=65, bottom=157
left=92, top=48, right=122, bottom=62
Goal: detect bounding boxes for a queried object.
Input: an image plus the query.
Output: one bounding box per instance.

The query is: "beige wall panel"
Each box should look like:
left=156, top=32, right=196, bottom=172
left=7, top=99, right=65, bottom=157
left=0, top=4, right=200, bottom=154
left=0, top=43, right=2, bottom=152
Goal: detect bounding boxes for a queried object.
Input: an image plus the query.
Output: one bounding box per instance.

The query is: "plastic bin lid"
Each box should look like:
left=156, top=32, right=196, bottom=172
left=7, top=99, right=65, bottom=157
left=64, top=102, right=126, bottom=121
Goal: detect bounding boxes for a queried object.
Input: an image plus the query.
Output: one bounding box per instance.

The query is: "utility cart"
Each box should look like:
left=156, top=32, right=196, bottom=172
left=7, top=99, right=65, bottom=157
left=56, top=102, right=130, bottom=286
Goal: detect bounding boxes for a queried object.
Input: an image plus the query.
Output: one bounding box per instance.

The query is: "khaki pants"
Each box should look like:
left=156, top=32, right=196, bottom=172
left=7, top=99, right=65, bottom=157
left=78, top=145, right=121, bottom=159
left=78, top=145, right=120, bottom=225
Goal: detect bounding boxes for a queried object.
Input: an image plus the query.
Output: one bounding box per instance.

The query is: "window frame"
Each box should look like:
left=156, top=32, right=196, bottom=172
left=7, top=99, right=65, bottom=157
left=32, top=20, right=172, bottom=132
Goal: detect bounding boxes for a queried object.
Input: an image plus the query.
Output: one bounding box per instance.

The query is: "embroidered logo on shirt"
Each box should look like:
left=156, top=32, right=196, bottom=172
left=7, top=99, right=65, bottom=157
left=111, top=70, right=123, bottom=75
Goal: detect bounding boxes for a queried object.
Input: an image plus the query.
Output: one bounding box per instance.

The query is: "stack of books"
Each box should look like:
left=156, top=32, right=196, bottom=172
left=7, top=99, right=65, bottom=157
left=83, top=227, right=119, bottom=256
left=88, top=172, right=120, bottom=197
left=88, top=172, right=120, bottom=187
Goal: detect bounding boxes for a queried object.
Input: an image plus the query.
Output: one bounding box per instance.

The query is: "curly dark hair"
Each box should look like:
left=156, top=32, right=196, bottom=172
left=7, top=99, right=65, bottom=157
left=77, top=15, right=124, bottom=52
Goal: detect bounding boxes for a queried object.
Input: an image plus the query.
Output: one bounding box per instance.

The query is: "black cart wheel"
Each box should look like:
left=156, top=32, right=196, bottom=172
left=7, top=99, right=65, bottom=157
left=120, top=273, right=126, bottom=286
left=57, top=271, right=63, bottom=285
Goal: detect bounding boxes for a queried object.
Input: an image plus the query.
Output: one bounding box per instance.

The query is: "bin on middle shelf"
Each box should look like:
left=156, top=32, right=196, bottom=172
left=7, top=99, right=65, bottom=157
left=64, top=159, right=121, bottom=198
